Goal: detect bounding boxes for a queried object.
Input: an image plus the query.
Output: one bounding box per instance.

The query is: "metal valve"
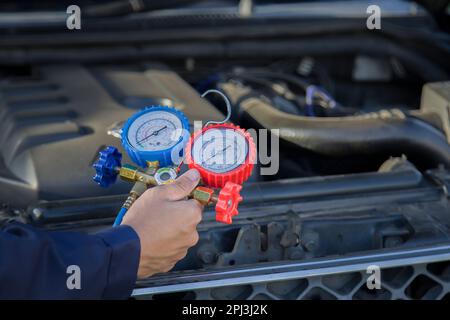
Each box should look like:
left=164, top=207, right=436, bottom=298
left=93, top=146, right=244, bottom=225
left=92, top=146, right=177, bottom=226
left=191, top=181, right=243, bottom=224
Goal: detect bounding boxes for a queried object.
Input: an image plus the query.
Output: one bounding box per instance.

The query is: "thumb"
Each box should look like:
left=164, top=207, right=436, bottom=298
left=161, top=169, right=200, bottom=201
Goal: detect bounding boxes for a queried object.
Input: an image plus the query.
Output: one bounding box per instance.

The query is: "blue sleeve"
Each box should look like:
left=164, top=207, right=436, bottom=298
left=0, top=221, right=141, bottom=299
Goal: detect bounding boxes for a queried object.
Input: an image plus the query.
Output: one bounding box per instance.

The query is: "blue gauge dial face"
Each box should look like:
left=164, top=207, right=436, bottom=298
left=126, top=110, right=183, bottom=151
left=192, top=128, right=248, bottom=173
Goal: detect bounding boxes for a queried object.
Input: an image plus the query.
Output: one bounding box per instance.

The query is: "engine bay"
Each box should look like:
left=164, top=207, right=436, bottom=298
left=1, top=0, right=450, bottom=300
left=1, top=57, right=449, bottom=206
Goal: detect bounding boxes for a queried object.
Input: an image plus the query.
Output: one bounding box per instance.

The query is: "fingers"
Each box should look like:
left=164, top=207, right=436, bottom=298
left=159, top=169, right=200, bottom=201
left=171, top=198, right=202, bottom=228
left=175, top=199, right=201, bottom=248
left=173, top=249, right=189, bottom=262
left=187, top=199, right=203, bottom=224
left=189, top=231, right=200, bottom=247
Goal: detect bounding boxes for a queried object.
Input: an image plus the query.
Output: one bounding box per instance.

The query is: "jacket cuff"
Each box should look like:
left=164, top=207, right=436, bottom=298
left=95, top=225, right=141, bottom=299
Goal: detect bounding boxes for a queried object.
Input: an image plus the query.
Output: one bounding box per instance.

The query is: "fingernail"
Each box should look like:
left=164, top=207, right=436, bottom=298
left=186, top=169, right=200, bottom=182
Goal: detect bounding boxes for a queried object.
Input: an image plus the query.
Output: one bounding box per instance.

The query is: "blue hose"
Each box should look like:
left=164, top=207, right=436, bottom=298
left=113, top=207, right=128, bottom=227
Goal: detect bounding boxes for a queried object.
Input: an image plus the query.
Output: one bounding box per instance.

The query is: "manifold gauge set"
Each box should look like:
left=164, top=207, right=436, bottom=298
left=93, top=90, right=256, bottom=226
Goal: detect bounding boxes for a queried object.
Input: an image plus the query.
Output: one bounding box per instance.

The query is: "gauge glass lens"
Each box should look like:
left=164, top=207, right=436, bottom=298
left=127, top=111, right=183, bottom=151
left=192, top=128, right=248, bottom=173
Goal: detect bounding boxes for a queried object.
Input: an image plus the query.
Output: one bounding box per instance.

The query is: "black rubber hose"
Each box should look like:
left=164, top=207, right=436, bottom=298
left=85, top=0, right=203, bottom=17
left=0, top=36, right=447, bottom=82
left=28, top=165, right=423, bottom=225
left=222, top=84, right=450, bottom=168
left=227, top=36, right=449, bottom=81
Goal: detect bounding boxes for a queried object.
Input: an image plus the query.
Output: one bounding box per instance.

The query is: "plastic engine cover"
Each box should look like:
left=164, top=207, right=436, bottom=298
left=0, top=64, right=223, bottom=207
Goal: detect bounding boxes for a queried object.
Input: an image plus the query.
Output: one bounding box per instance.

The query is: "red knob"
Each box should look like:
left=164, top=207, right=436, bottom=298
left=185, top=123, right=256, bottom=188
left=215, top=181, right=243, bottom=224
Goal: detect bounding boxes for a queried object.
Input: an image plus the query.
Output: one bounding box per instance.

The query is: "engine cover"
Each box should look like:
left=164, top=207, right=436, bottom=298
left=0, top=64, right=223, bottom=207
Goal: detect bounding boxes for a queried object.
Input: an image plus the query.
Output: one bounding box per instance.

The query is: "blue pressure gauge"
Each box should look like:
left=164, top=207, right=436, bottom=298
left=121, top=106, right=190, bottom=168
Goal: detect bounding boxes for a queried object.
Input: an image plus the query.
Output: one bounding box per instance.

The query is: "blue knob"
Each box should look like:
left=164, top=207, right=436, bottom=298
left=93, top=146, right=122, bottom=187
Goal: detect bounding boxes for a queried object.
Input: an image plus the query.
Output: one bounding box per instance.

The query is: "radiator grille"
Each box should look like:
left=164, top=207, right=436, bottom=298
left=142, top=260, right=450, bottom=300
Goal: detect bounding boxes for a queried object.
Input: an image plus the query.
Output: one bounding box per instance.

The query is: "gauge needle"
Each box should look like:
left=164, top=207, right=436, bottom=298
left=205, top=145, right=231, bottom=162
left=137, top=125, right=167, bottom=145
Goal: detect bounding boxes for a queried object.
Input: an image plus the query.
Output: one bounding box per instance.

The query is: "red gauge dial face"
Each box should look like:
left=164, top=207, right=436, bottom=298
left=186, top=124, right=256, bottom=188
left=191, top=127, right=248, bottom=173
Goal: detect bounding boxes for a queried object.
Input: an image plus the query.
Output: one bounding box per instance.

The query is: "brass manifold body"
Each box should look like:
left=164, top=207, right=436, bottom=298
left=115, top=161, right=219, bottom=209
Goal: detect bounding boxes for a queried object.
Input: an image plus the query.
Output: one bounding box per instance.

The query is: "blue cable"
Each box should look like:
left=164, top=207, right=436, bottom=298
left=113, top=207, right=128, bottom=227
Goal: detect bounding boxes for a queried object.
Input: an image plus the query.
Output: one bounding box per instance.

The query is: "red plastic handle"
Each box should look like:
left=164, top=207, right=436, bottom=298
left=215, top=181, right=243, bottom=224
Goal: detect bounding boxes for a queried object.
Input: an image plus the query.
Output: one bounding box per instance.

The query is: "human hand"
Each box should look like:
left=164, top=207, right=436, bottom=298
left=122, top=169, right=203, bottom=278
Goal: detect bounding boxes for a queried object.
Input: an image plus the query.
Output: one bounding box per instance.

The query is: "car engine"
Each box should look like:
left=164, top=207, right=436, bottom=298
left=0, top=0, right=450, bottom=300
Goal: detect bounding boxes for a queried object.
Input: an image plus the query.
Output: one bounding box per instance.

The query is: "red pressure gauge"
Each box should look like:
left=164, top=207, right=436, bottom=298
left=186, top=123, right=256, bottom=187
left=185, top=123, right=256, bottom=224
